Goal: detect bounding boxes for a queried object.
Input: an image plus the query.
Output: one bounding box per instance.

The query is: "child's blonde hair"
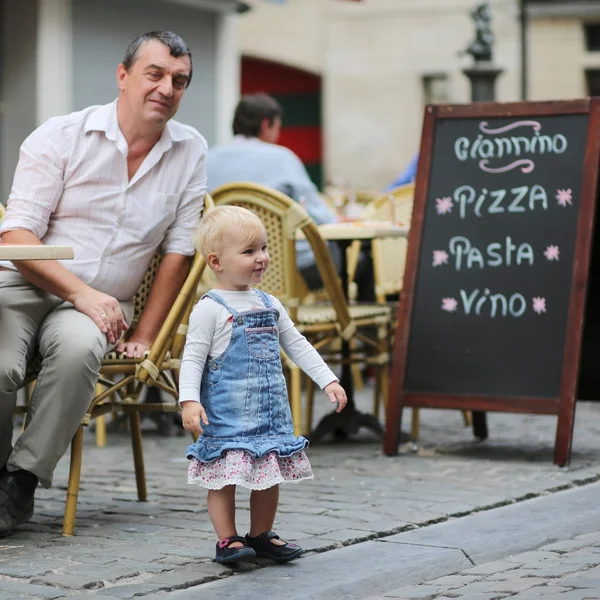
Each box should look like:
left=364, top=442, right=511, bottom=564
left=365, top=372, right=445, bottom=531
left=195, top=205, right=266, bottom=260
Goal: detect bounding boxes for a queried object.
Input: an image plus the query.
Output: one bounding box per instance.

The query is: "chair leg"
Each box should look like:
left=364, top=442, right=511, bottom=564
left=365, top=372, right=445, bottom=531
left=411, top=408, right=420, bottom=441
left=304, top=376, right=315, bottom=436
left=63, top=424, right=84, bottom=537
left=128, top=412, right=147, bottom=501
left=350, top=340, right=364, bottom=391
left=94, top=383, right=106, bottom=448
left=289, top=366, right=302, bottom=437
left=379, top=360, right=390, bottom=414
left=462, top=410, right=472, bottom=427
left=95, top=416, right=106, bottom=448
left=374, top=323, right=390, bottom=419
left=372, top=372, right=381, bottom=418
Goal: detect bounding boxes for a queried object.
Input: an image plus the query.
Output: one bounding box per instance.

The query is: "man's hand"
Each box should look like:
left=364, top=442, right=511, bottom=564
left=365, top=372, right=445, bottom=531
left=324, top=381, right=347, bottom=413
left=181, top=401, right=209, bottom=434
left=69, top=287, right=128, bottom=345
left=116, top=337, right=151, bottom=358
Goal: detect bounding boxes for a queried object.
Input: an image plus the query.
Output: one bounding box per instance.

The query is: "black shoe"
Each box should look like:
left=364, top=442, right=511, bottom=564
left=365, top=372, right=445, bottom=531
left=215, top=535, right=256, bottom=564
left=245, top=531, right=304, bottom=562
left=0, top=474, right=35, bottom=537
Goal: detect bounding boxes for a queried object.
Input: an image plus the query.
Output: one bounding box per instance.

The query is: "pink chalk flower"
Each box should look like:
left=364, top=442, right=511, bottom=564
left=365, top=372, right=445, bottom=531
left=544, top=245, right=559, bottom=261
left=532, top=297, right=547, bottom=315
left=441, top=297, right=458, bottom=313
left=432, top=250, right=449, bottom=267
left=435, top=197, right=453, bottom=215
left=556, top=189, right=572, bottom=208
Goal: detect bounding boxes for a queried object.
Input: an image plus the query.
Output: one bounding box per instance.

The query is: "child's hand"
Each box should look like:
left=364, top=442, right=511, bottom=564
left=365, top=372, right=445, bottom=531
left=324, top=381, right=347, bottom=413
left=181, top=401, right=209, bottom=434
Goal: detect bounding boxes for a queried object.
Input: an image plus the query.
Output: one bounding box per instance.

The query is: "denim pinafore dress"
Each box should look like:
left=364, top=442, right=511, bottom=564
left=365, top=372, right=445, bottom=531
left=186, top=290, right=308, bottom=464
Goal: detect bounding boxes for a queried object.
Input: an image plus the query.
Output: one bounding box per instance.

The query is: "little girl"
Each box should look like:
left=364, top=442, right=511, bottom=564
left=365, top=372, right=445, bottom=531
left=179, top=205, right=347, bottom=565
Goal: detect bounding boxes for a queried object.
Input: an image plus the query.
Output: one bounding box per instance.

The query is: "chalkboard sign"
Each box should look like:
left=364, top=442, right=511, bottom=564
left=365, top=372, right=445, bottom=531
left=384, top=99, right=600, bottom=466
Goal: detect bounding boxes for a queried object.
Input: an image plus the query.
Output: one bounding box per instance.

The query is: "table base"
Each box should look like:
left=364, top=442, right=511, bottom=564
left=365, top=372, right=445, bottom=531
left=308, top=408, right=384, bottom=443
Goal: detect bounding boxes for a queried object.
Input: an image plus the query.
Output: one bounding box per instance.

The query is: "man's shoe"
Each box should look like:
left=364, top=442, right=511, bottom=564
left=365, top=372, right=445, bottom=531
left=245, top=531, right=304, bottom=562
left=0, top=474, right=35, bottom=537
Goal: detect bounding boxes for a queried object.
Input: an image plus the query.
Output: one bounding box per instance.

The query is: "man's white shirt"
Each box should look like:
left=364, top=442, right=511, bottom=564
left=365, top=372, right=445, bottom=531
left=0, top=99, right=207, bottom=300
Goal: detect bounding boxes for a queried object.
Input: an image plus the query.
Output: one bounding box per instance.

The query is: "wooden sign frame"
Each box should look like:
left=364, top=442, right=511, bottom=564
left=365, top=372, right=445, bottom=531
left=384, top=99, right=600, bottom=466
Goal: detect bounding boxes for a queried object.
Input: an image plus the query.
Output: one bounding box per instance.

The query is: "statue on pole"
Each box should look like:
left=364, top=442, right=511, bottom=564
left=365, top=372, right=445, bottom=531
left=463, top=2, right=494, bottom=63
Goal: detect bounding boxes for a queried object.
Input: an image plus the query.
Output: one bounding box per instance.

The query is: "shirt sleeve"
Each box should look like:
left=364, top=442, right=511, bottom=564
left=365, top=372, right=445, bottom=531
left=0, top=119, right=66, bottom=239
left=283, top=152, right=336, bottom=226
left=179, top=297, right=216, bottom=404
left=161, top=139, right=208, bottom=256
left=273, top=296, right=338, bottom=390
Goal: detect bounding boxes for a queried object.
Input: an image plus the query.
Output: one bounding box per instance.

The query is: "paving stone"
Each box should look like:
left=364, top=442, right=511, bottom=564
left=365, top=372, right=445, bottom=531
left=544, top=540, right=596, bottom=553
left=427, top=574, right=480, bottom=588
left=30, top=574, right=108, bottom=591
left=149, top=563, right=232, bottom=588
left=0, top=581, right=68, bottom=598
left=382, top=584, right=444, bottom=598
left=459, top=561, right=520, bottom=576
left=96, top=583, right=170, bottom=598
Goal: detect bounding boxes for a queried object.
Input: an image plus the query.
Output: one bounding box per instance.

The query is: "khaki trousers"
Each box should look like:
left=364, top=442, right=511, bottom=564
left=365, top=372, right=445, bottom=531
left=0, top=271, right=133, bottom=488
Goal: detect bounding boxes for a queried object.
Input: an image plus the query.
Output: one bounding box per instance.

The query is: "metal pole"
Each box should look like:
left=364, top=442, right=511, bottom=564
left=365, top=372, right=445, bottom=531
left=520, top=0, right=528, bottom=100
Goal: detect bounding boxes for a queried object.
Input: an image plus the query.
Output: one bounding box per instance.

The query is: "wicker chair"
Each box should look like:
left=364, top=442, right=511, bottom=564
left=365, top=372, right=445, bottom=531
left=347, top=183, right=414, bottom=306
left=211, top=183, right=392, bottom=437
left=17, top=194, right=213, bottom=536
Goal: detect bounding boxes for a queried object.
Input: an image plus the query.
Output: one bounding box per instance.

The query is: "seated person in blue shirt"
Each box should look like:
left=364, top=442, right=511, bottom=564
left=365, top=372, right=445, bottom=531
left=385, top=153, right=418, bottom=192
left=208, top=93, right=373, bottom=300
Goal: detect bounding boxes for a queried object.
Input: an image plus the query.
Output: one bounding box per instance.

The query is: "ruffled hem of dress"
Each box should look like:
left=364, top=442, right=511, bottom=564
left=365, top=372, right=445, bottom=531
left=186, top=449, right=313, bottom=491
left=187, top=473, right=314, bottom=491
left=185, top=435, right=309, bottom=463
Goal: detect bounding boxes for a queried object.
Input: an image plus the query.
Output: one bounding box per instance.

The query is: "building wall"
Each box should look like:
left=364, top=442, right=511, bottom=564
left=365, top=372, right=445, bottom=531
left=0, top=0, right=37, bottom=202
left=72, top=0, right=218, bottom=144
left=240, top=0, right=600, bottom=190
left=529, top=17, right=600, bottom=100
left=239, top=0, right=325, bottom=75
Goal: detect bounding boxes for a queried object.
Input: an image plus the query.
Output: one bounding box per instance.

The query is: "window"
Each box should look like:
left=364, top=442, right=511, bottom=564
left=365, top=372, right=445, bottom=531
left=584, top=23, right=600, bottom=52
left=586, top=69, right=600, bottom=96
left=422, top=74, right=450, bottom=104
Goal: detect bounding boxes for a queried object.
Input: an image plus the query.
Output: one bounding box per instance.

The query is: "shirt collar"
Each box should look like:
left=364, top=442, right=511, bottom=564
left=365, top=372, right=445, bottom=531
left=84, top=98, right=195, bottom=144
left=233, top=135, right=265, bottom=144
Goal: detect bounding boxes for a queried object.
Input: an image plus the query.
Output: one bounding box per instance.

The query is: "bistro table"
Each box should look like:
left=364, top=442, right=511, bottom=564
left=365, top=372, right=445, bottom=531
left=0, top=245, right=74, bottom=261
left=297, top=221, right=408, bottom=442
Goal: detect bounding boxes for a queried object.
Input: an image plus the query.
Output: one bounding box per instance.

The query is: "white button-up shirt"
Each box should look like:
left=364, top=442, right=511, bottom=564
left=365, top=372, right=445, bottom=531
left=0, top=100, right=207, bottom=300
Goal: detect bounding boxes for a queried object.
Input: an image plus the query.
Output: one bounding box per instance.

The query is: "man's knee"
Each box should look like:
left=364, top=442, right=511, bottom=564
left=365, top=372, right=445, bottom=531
left=50, top=334, right=106, bottom=374
left=0, top=357, right=26, bottom=396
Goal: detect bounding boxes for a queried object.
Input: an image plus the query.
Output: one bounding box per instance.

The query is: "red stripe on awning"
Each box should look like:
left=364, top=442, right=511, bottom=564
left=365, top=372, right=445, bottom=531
left=241, top=57, right=321, bottom=95
left=278, top=126, right=322, bottom=164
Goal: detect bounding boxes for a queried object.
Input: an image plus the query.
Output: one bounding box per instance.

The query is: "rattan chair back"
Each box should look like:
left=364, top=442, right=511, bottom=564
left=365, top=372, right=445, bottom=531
left=210, top=183, right=353, bottom=329
left=361, top=183, right=414, bottom=302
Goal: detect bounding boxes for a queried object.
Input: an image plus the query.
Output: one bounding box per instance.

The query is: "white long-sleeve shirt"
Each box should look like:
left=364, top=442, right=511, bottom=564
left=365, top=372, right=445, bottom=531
left=179, top=289, right=338, bottom=403
left=0, top=100, right=207, bottom=300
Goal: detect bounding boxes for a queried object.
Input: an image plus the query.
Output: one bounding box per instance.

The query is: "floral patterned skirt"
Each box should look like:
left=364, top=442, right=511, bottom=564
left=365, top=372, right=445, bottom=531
left=188, top=449, right=314, bottom=491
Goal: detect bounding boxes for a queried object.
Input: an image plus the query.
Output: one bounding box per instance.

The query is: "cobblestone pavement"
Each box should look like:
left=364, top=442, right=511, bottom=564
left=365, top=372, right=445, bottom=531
left=383, top=530, right=600, bottom=599
left=3, top=392, right=600, bottom=598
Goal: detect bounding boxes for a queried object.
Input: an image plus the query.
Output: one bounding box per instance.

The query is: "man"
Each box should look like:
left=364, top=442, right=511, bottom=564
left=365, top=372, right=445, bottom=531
left=207, top=93, right=342, bottom=291
left=0, top=31, right=207, bottom=537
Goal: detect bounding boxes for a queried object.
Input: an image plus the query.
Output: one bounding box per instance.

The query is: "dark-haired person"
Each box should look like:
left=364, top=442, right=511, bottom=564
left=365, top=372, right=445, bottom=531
left=207, top=93, right=347, bottom=291
left=0, top=31, right=207, bottom=536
